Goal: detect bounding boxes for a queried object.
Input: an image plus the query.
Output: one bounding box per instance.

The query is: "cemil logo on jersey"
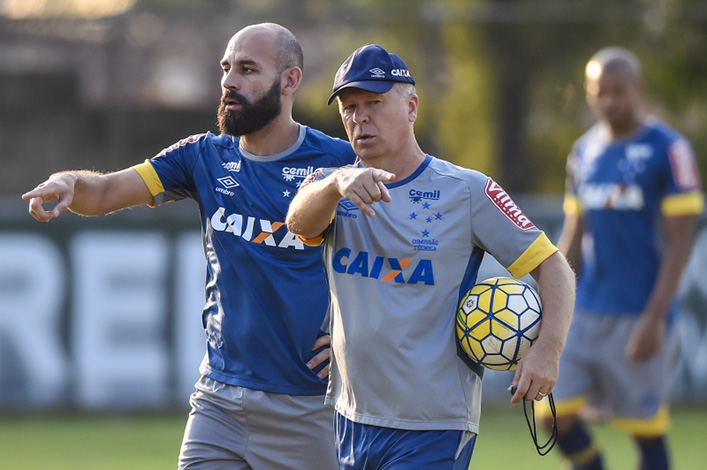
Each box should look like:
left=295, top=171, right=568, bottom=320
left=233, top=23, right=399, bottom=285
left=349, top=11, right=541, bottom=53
left=626, top=144, right=652, bottom=162
left=282, top=166, right=315, bottom=184
left=333, top=248, right=434, bottom=285
left=484, top=179, right=535, bottom=230
left=409, top=189, right=440, bottom=203
left=222, top=161, right=241, bottom=172
left=623, top=144, right=652, bottom=175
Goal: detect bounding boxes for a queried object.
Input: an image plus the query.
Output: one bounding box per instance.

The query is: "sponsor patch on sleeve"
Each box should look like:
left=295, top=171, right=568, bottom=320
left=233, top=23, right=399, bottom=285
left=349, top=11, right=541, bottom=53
left=156, top=133, right=204, bottom=157
left=669, top=139, right=700, bottom=190
left=300, top=169, right=325, bottom=188
left=484, top=178, right=536, bottom=230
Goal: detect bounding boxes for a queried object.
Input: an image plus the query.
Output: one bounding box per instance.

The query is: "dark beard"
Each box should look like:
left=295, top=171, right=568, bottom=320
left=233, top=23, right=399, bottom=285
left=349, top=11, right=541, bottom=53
left=217, top=79, right=282, bottom=136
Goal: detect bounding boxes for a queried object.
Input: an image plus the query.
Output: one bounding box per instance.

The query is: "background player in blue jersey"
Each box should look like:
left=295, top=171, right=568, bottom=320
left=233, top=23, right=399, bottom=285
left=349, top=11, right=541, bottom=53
left=22, top=23, right=355, bottom=470
left=543, top=47, right=704, bottom=470
left=286, top=44, right=576, bottom=469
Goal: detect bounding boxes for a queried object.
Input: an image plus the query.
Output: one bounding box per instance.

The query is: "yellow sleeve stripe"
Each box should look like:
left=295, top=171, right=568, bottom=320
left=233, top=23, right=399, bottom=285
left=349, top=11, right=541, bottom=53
left=131, top=160, right=165, bottom=197
left=299, top=234, right=324, bottom=247
left=661, top=191, right=705, bottom=216
left=563, top=193, right=582, bottom=215
left=507, top=232, right=558, bottom=279
left=612, top=406, right=670, bottom=437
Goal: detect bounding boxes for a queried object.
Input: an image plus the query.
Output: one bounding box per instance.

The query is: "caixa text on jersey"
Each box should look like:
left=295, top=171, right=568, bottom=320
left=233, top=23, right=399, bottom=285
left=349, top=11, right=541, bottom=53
left=332, top=248, right=434, bottom=285
left=210, top=207, right=306, bottom=249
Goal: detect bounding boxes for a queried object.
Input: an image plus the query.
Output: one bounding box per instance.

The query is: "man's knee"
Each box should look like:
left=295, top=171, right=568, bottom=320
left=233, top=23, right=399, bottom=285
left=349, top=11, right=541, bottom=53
left=543, top=412, right=578, bottom=435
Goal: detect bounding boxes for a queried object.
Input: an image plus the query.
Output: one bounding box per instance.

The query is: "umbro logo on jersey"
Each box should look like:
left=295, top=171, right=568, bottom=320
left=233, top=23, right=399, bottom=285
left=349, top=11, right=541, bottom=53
left=217, top=176, right=239, bottom=189
left=339, top=200, right=358, bottom=211
left=369, top=67, right=385, bottom=78
left=337, top=199, right=359, bottom=219
left=485, top=179, right=535, bottom=231
left=215, top=176, right=239, bottom=197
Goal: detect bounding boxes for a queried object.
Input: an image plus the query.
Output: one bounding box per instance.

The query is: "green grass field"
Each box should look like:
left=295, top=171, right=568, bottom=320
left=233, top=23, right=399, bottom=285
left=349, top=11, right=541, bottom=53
left=473, top=405, right=707, bottom=469
left=1, top=406, right=705, bottom=469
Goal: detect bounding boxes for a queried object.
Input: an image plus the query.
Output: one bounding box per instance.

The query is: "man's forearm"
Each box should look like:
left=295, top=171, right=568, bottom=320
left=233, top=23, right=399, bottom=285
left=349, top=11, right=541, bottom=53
left=286, top=177, right=341, bottom=239
left=532, top=251, right=576, bottom=355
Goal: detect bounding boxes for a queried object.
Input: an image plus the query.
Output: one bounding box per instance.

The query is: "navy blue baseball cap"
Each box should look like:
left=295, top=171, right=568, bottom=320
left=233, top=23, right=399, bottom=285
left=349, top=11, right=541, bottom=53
left=328, top=44, right=415, bottom=105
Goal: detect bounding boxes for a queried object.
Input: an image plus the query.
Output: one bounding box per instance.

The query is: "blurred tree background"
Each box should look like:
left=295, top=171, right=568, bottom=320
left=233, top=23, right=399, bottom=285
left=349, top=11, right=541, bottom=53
left=1, top=0, right=705, bottom=197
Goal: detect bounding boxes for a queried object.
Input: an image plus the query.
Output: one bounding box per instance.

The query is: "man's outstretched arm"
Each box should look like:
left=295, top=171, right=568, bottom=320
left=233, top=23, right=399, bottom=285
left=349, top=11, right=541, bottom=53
left=22, top=168, right=153, bottom=222
left=286, top=167, right=395, bottom=238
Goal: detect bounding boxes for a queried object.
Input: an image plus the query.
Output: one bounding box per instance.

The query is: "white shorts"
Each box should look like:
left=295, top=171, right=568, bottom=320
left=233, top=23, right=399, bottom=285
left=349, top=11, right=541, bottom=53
left=178, top=375, right=337, bottom=470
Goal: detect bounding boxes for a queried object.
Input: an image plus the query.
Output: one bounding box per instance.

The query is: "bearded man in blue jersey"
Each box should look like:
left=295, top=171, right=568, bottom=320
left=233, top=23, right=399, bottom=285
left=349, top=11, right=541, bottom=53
left=287, top=44, right=576, bottom=469
left=543, top=47, right=704, bottom=470
left=23, top=23, right=355, bottom=470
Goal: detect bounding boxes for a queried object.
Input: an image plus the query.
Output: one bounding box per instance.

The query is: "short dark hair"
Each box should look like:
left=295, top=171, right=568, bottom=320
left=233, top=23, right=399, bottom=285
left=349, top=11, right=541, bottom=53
left=274, top=26, right=304, bottom=74
left=586, top=47, right=641, bottom=82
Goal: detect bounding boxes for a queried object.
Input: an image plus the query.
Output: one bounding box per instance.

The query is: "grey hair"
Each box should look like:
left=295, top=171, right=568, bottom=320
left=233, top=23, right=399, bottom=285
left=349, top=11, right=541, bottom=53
left=395, top=83, right=417, bottom=100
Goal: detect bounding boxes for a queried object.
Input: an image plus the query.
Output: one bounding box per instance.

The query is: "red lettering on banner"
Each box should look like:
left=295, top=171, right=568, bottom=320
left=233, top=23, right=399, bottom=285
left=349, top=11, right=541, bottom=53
left=484, top=179, right=536, bottom=230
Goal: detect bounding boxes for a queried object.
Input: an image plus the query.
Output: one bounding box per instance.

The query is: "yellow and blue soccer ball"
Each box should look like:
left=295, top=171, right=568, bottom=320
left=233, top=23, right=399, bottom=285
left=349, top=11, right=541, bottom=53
left=456, top=277, right=542, bottom=371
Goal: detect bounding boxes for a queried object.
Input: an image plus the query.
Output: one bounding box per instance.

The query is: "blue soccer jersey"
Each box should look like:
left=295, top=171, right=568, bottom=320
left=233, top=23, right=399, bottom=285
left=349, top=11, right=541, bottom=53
left=564, top=120, right=704, bottom=316
left=132, top=125, right=355, bottom=395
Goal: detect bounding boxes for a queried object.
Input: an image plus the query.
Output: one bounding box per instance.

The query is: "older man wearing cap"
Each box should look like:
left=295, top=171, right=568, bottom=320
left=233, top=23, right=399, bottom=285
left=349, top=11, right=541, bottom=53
left=286, top=44, right=575, bottom=469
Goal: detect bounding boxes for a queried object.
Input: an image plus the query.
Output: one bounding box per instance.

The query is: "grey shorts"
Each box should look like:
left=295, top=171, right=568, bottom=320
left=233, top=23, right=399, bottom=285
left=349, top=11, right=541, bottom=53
left=553, top=311, right=679, bottom=422
left=178, top=376, right=337, bottom=470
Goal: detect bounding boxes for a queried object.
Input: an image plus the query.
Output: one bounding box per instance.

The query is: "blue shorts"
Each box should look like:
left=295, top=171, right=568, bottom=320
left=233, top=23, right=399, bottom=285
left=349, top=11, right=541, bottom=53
left=335, top=413, right=476, bottom=470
